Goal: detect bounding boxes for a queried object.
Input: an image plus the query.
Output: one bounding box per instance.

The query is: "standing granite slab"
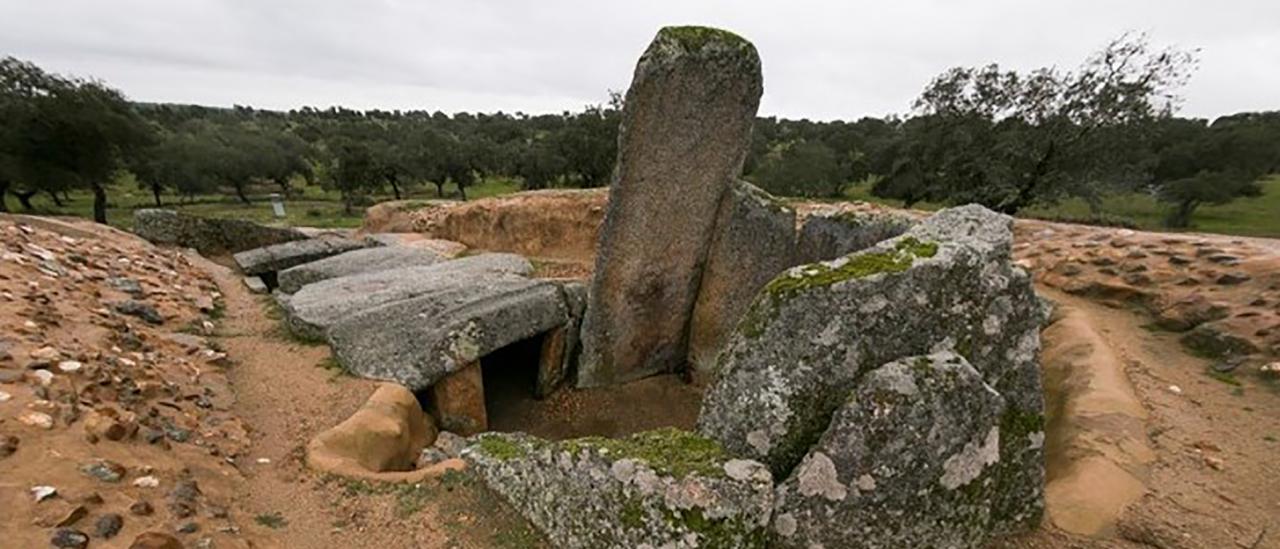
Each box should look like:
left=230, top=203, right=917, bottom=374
left=688, top=181, right=796, bottom=371
left=276, top=246, right=446, bottom=294
left=697, top=204, right=1047, bottom=533
left=277, top=253, right=532, bottom=341
left=464, top=429, right=774, bottom=549
left=577, top=26, right=764, bottom=387
left=327, top=275, right=570, bottom=391
left=771, top=352, right=1007, bottom=549
left=232, top=237, right=374, bottom=277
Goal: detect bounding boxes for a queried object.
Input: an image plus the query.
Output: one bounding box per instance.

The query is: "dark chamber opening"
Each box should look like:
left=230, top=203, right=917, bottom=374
left=481, top=333, right=545, bottom=432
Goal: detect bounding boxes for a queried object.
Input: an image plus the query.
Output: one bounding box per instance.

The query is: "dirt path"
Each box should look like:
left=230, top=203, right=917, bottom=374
left=196, top=255, right=546, bottom=549
left=999, top=290, right=1280, bottom=549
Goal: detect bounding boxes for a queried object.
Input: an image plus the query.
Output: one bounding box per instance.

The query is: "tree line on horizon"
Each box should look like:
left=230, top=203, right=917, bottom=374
left=2, top=33, right=1277, bottom=227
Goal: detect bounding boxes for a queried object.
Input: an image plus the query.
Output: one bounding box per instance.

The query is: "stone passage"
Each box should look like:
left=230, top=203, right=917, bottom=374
left=132, top=208, right=308, bottom=254
left=577, top=26, right=764, bottom=387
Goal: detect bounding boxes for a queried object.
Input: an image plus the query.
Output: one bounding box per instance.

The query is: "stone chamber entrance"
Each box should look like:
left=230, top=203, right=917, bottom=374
left=422, top=329, right=707, bottom=441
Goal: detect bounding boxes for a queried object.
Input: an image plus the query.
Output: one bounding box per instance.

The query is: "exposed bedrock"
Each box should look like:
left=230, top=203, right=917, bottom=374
left=698, top=204, right=1048, bottom=534
left=276, top=245, right=446, bottom=294
left=464, top=428, right=774, bottom=549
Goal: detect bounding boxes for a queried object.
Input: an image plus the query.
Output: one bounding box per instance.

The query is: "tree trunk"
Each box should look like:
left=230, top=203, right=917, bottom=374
left=342, top=192, right=354, bottom=216
left=434, top=182, right=445, bottom=198
left=151, top=184, right=163, bottom=207
left=276, top=178, right=291, bottom=198
left=0, top=180, right=9, bottom=212
left=389, top=176, right=402, bottom=200
left=1165, top=199, right=1198, bottom=228
left=14, top=189, right=37, bottom=211
left=91, top=182, right=108, bottom=224
left=234, top=183, right=251, bottom=204
left=48, top=191, right=65, bottom=207
left=457, top=182, right=467, bottom=201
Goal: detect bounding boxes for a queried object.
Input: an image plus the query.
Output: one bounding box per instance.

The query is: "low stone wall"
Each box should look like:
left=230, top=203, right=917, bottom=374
left=132, top=209, right=308, bottom=254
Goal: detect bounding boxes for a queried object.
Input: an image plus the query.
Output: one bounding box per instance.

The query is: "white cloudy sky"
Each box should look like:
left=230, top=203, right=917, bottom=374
left=2, top=0, right=1276, bottom=120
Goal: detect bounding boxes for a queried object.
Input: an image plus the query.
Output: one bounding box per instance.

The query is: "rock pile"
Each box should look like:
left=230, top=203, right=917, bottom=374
left=0, top=215, right=253, bottom=548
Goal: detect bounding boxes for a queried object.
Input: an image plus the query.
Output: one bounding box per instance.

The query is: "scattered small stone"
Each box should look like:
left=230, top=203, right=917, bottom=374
left=51, top=504, right=89, bottom=527
left=133, top=475, right=160, bottom=488
left=80, top=459, right=127, bottom=483
left=114, top=300, right=165, bottom=325
left=1261, top=362, right=1280, bottom=379
left=32, top=485, right=57, bottom=502
left=128, top=532, right=183, bottom=549
left=1216, top=272, right=1251, bottom=285
left=32, top=369, right=54, bottom=386
left=19, top=411, right=54, bottom=429
left=94, top=513, right=124, bottom=539
left=50, top=528, right=89, bottom=549
left=78, top=493, right=104, bottom=506
left=0, top=434, right=19, bottom=458
left=1204, top=456, right=1225, bottom=470
left=129, top=500, right=155, bottom=516
left=176, top=521, right=200, bottom=534
left=29, top=346, right=60, bottom=361
left=0, top=390, right=10, bottom=402
left=195, top=537, right=215, bottom=549
left=1168, top=255, right=1192, bottom=266
left=57, top=360, right=83, bottom=373
left=1168, top=385, right=1184, bottom=395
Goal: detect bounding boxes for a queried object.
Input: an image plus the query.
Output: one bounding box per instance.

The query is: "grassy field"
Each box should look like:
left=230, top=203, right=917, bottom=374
left=843, top=176, right=1280, bottom=238
left=6, top=177, right=522, bottom=231
left=7, top=174, right=1276, bottom=239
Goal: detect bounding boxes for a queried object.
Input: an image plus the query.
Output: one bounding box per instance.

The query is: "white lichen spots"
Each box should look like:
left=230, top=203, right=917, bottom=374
left=774, top=512, right=797, bottom=537
left=982, top=314, right=1002, bottom=336
left=813, top=321, right=842, bottom=346
left=1027, top=431, right=1045, bottom=450
left=859, top=295, right=888, bottom=314
left=940, top=427, right=1001, bottom=490
left=611, top=459, right=638, bottom=483
left=446, top=321, right=482, bottom=364
left=855, top=474, right=877, bottom=492
left=723, top=459, right=767, bottom=482
left=746, top=429, right=772, bottom=456
left=796, top=452, right=847, bottom=502
left=874, top=363, right=919, bottom=397
left=1007, top=330, right=1040, bottom=364
left=633, top=467, right=662, bottom=496
left=914, top=292, right=928, bottom=306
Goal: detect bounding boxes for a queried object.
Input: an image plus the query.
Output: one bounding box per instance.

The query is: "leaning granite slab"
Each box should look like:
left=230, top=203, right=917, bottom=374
left=464, top=428, right=774, bottom=549
left=327, top=274, right=570, bottom=390
left=795, top=206, right=918, bottom=264
left=278, top=253, right=532, bottom=342
left=276, top=246, right=446, bottom=294
left=233, top=236, right=374, bottom=276
left=772, top=352, right=1007, bottom=549
left=698, top=204, right=1047, bottom=534
left=688, top=181, right=796, bottom=370
left=578, top=26, right=764, bottom=387
left=132, top=209, right=307, bottom=254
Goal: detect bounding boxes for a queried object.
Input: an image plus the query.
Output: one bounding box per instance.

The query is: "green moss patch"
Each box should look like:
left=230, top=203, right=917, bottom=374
left=563, top=428, right=729, bottom=479
left=474, top=436, right=529, bottom=461
left=658, top=26, right=751, bottom=51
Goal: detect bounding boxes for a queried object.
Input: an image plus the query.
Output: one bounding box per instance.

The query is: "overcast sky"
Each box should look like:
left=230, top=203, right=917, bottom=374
left=2, top=1, right=1276, bottom=120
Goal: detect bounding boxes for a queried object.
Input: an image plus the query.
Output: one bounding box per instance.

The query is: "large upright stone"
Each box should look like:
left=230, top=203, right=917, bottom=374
left=578, top=26, right=764, bottom=387
left=688, top=181, right=796, bottom=370
left=795, top=206, right=918, bottom=264
left=698, top=205, right=1047, bottom=533
left=772, top=352, right=1007, bottom=549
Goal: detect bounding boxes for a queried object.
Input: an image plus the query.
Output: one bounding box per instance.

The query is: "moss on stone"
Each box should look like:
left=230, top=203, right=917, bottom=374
left=661, top=507, right=766, bottom=549
left=562, top=428, right=729, bottom=479
left=619, top=498, right=646, bottom=529
left=659, top=26, right=750, bottom=51
left=474, top=435, right=528, bottom=461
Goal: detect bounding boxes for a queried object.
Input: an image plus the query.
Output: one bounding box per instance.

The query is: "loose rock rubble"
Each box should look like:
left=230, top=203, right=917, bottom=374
left=0, top=215, right=254, bottom=548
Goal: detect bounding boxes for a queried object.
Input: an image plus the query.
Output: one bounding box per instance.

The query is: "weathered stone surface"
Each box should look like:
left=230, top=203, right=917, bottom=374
left=796, top=206, right=918, bottom=264
left=327, top=275, right=571, bottom=390
left=278, top=253, right=533, bottom=341
left=276, top=245, right=445, bottom=294
left=465, top=428, right=774, bottom=549
left=132, top=209, right=307, bottom=254
left=578, top=26, right=764, bottom=387
left=306, top=383, right=436, bottom=475
left=772, top=352, right=1007, bottom=549
left=689, top=181, right=796, bottom=371
left=698, top=204, right=1046, bottom=533
left=427, top=361, right=487, bottom=435
left=1180, top=320, right=1259, bottom=357
left=232, top=236, right=373, bottom=277
left=539, top=281, right=587, bottom=398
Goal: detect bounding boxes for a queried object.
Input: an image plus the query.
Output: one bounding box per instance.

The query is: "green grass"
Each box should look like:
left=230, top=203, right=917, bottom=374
left=254, top=512, right=288, bottom=529
left=6, top=176, right=523, bottom=231
left=841, top=176, right=1280, bottom=238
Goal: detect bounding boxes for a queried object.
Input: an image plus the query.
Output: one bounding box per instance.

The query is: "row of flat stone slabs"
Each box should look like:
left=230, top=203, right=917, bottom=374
left=234, top=234, right=587, bottom=432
